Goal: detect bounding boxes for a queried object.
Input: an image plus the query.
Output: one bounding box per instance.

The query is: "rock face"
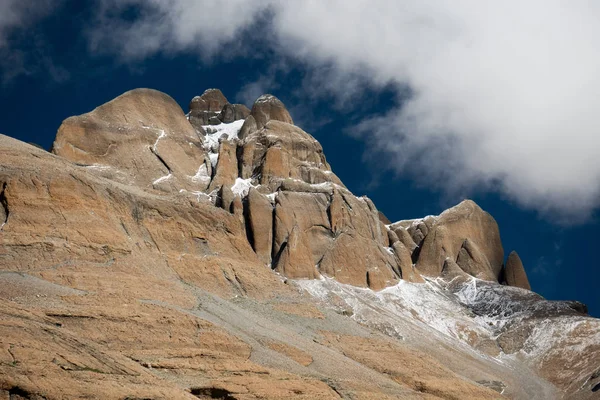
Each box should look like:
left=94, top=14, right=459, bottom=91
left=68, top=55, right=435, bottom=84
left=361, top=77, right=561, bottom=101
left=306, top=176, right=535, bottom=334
left=52, top=88, right=211, bottom=193
left=505, top=251, right=532, bottom=290
left=188, top=88, right=251, bottom=130
left=1, top=87, right=598, bottom=400
left=389, top=200, right=506, bottom=283
left=250, top=94, right=294, bottom=128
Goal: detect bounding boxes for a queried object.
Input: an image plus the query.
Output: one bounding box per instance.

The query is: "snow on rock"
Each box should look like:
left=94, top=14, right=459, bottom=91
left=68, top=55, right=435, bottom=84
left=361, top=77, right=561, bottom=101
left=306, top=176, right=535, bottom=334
left=200, top=120, right=244, bottom=173
left=209, top=153, right=219, bottom=168
left=295, top=276, right=487, bottom=344
left=153, top=173, right=172, bottom=185
left=294, top=275, right=599, bottom=375
left=265, top=192, right=278, bottom=203
left=190, top=164, right=210, bottom=184
left=85, top=164, right=112, bottom=171
left=202, top=120, right=244, bottom=151
left=231, top=178, right=256, bottom=198
left=179, top=188, right=212, bottom=203
left=153, top=129, right=167, bottom=152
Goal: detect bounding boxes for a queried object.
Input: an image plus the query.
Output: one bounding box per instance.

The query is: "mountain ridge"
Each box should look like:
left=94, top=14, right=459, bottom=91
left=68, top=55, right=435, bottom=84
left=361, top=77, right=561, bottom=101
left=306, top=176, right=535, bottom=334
left=0, top=87, right=598, bottom=399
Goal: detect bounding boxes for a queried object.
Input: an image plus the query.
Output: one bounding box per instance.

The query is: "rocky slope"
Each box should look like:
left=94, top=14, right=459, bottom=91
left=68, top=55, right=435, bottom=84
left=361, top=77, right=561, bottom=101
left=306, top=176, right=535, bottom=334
left=0, top=88, right=598, bottom=399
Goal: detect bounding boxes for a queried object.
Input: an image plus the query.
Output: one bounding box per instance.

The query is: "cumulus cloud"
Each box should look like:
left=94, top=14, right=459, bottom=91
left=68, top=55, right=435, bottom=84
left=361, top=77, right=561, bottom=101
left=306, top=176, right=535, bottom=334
left=90, top=1, right=600, bottom=219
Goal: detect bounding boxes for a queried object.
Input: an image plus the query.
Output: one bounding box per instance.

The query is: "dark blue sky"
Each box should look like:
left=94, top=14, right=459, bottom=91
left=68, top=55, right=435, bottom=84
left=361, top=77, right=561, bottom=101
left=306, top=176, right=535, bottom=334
left=1, top=1, right=598, bottom=316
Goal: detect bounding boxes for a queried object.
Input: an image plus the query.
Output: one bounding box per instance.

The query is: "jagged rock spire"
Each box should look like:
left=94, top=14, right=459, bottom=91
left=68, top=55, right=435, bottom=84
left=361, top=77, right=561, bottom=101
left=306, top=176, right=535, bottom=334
left=504, top=251, right=532, bottom=290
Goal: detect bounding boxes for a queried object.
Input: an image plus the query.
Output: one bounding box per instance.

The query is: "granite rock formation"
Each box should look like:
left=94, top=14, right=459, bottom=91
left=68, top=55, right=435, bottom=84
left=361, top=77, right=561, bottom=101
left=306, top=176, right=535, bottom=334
left=0, top=87, right=598, bottom=400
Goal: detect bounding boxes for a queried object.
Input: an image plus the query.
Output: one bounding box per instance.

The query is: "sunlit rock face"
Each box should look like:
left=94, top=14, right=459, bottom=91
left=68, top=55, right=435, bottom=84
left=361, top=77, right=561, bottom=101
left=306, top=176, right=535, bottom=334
left=0, top=87, right=598, bottom=400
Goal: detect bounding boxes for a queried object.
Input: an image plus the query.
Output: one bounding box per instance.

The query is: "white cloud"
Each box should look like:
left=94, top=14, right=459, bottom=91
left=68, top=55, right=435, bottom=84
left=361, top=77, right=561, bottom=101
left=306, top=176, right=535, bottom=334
left=89, top=0, right=273, bottom=60
left=91, top=1, right=600, bottom=220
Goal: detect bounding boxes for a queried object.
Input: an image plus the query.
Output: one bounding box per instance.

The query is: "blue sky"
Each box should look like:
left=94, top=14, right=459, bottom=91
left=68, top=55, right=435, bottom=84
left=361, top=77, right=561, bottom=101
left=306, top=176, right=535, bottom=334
left=1, top=1, right=599, bottom=316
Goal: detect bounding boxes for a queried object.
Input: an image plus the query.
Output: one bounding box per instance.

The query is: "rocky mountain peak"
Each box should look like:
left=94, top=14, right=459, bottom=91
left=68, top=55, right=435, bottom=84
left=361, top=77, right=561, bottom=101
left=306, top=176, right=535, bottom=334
left=505, top=251, right=531, bottom=290
left=190, top=88, right=229, bottom=112
left=1, top=87, right=599, bottom=400
left=52, top=88, right=210, bottom=193
left=249, top=93, right=294, bottom=129
left=188, top=88, right=250, bottom=130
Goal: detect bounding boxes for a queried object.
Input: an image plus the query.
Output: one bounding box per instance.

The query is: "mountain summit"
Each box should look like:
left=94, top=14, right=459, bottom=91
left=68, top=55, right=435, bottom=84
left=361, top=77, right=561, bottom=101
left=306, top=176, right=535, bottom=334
left=0, top=88, right=598, bottom=399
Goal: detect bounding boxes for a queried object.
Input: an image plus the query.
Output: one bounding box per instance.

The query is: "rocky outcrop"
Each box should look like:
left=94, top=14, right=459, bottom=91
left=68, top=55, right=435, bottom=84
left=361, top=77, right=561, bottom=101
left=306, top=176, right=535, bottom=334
left=245, top=188, right=273, bottom=266
left=1, top=87, right=596, bottom=400
left=207, top=140, right=238, bottom=191
left=52, top=88, right=211, bottom=194
left=1, top=134, right=280, bottom=299
left=505, top=251, right=532, bottom=290
left=219, top=102, right=251, bottom=124
left=415, top=200, right=504, bottom=279
left=188, top=88, right=250, bottom=129
left=48, top=88, right=534, bottom=293
left=239, top=120, right=343, bottom=189
left=250, top=94, right=294, bottom=128
left=388, top=201, right=506, bottom=283
left=188, top=88, right=228, bottom=128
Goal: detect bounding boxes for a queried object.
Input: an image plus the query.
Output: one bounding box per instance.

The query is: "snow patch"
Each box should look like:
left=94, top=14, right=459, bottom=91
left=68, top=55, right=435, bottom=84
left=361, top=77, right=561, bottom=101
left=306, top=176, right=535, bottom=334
left=179, top=188, right=211, bottom=202
left=255, top=94, right=277, bottom=103
left=266, top=192, right=278, bottom=202
left=153, top=173, right=172, bottom=185
left=231, top=178, right=256, bottom=198
left=202, top=119, right=244, bottom=151
left=209, top=153, right=219, bottom=168
left=153, top=129, right=167, bottom=152
left=85, top=164, right=112, bottom=171
left=190, top=164, right=210, bottom=184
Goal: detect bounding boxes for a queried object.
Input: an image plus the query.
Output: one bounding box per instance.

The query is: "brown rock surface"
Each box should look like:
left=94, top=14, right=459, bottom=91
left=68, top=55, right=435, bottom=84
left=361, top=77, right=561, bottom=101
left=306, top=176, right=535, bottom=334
left=456, top=239, right=497, bottom=281
left=52, top=88, right=210, bottom=193
left=240, top=119, right=343, bottom=189
left=208, top=139, right=238, bottom=191
left=1, top=87, right=598, bottom=400
left=191, top=88, right=229, bottom=112
left=505, top=251, right=532, bottom=290
left=246, top=188, right=274, bottom=266
left=320, top=332, right=502, bottom=399
left=415, top=200, right=504, bottom=279
left=219, top=103, right=251, bottom=123
left=250, top=94, right=294, bottom=129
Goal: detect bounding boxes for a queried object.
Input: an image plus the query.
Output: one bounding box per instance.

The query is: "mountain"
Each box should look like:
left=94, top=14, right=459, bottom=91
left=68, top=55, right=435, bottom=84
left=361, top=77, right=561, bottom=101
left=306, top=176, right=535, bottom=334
left=0, top=88, right=598, bottom=399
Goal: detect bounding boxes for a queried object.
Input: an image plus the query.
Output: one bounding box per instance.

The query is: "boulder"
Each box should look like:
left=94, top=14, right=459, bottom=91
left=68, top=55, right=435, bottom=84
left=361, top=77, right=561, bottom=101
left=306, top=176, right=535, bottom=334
left=239, top=114, right=258, bottom=141
left=233, top=103, right=251, bottom=120
left=190, top=88, right=229, bottom=112
left=250, top=94, right=294, bottom=129
left=504, top=251, right=531, bottom=290
left=218, top=103, right=236, bottom=124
